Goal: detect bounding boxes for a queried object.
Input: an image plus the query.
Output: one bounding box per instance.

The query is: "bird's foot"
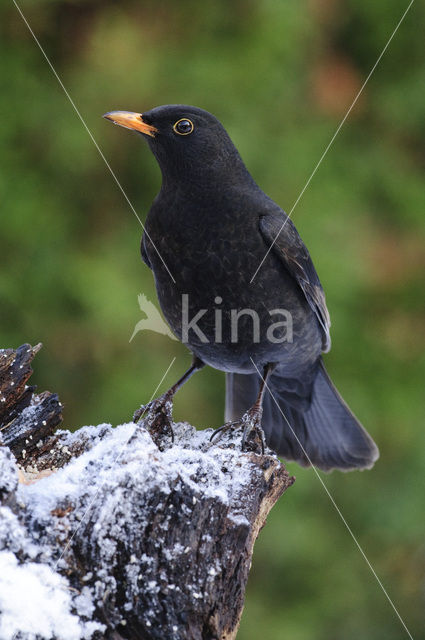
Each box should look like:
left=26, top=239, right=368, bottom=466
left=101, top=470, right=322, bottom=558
left=133, top=391, right=174, bottom=449
left=210, top=407, right=265, bottom=455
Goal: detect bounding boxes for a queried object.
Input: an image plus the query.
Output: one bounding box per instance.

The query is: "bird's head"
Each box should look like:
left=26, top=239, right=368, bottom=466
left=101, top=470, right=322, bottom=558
left=103, top=104, right=250, bottom=188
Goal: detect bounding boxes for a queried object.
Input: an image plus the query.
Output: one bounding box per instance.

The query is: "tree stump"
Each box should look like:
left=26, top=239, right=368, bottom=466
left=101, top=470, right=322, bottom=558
left=0, top=345, right=294, bottom=640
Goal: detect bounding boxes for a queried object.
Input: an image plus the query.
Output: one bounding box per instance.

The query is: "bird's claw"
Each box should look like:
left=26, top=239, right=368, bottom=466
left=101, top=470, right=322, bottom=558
left=133, top=391, right=174, bottom=449
left=210, top=408, right=265, bottom=455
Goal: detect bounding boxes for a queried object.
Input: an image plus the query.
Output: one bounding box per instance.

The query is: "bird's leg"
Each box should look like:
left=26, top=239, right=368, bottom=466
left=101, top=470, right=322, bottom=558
left=211, top=363, right=276, bottom=454
left=133, top=356, right=205, bottom=447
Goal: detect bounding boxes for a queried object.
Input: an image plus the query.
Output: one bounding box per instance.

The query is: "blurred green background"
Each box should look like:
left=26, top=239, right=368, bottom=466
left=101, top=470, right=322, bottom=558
left=1, top=0, right=424, bottom=637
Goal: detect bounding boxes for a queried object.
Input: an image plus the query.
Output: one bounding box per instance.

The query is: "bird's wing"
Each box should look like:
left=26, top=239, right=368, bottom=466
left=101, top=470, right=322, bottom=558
left=259, top=213, right=331, bottom=352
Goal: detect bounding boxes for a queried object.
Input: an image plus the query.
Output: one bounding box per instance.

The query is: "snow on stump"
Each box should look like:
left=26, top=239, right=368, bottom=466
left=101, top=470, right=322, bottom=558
left=0, top=345, right=294, bottom=640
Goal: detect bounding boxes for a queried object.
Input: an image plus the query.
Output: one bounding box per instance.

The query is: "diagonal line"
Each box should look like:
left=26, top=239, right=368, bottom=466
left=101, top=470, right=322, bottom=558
left=12, top=0, right=176, bottom=284
left=250, top=357, right=414, bottom=640
left=53, top=356, right=176, bottom=571
left=250, top=0, right=414, bottom=283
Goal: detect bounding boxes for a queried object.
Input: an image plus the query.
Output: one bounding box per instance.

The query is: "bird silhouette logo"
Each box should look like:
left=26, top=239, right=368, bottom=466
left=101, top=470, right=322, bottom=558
left=130, top=294, right=177, bottom=342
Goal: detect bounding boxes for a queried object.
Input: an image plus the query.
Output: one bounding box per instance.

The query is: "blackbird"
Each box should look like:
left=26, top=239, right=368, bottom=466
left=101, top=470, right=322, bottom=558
left=103, top=105, right=379, bottom=471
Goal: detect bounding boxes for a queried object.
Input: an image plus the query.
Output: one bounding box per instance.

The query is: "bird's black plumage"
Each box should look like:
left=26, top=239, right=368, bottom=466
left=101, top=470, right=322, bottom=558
left=104, top=104, right=379, bottom=471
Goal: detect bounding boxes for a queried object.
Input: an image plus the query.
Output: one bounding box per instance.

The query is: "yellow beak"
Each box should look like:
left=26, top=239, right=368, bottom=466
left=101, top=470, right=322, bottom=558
left=102, top=111, right=158, bottom=137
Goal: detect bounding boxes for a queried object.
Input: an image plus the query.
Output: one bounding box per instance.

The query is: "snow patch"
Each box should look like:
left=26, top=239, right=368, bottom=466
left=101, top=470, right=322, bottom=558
left=0, top=445, right=18, bottom=499
left=1, top=419, right=275, bottom=637
left=0, top=552, right=82, bottom=640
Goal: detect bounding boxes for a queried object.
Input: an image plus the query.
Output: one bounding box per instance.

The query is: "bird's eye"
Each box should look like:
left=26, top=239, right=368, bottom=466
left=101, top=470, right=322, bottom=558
left=173, top=118, right=194, bottom=136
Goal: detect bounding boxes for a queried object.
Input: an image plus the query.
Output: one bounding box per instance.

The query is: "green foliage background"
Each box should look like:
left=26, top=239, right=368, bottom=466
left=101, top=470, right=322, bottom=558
left=1, top=1, right=424, bottom=637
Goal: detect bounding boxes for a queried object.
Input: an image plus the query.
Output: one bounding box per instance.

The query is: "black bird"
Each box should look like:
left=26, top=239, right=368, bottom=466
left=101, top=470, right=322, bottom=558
left=103, top=105, right=379, bottom=472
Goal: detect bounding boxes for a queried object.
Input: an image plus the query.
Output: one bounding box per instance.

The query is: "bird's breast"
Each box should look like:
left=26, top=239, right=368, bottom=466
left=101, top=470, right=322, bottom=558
left=142, top=200, right=322, bottom=372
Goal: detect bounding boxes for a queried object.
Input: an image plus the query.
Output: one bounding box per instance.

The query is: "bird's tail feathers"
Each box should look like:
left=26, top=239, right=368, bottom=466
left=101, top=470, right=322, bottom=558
left=225, top=361, right=379, bottom=472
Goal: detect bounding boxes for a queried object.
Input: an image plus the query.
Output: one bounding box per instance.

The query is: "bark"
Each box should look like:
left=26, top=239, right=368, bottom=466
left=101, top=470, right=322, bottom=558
left=0, top=344, right=294, bottom=640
